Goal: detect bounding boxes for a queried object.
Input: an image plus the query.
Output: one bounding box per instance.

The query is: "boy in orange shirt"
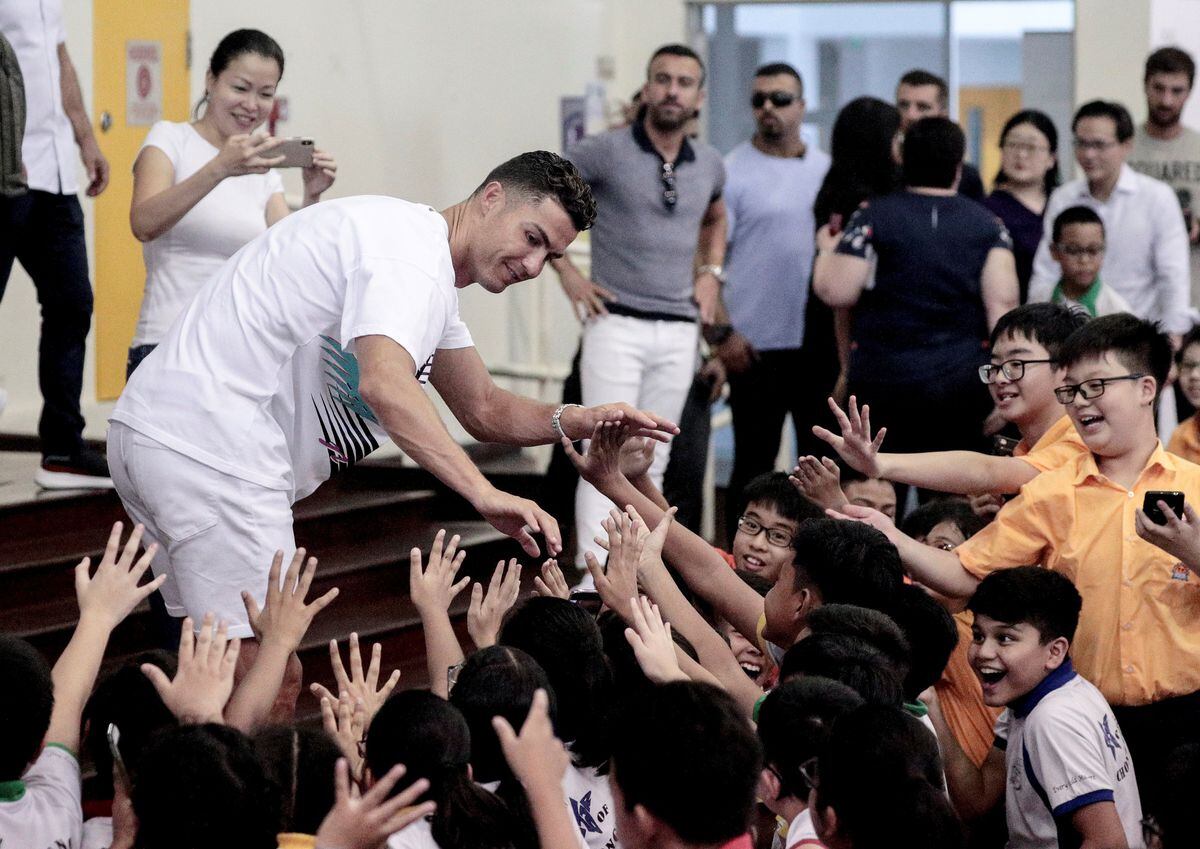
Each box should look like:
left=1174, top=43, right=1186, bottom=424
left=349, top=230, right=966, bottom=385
left=832, top=314, right=1200, bottom=817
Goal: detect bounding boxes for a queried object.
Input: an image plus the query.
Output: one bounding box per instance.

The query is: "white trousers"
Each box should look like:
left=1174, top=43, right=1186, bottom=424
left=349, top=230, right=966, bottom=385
left=107, top=422, right=295, bottom=637
left=574, top=313, right=698, bottom=571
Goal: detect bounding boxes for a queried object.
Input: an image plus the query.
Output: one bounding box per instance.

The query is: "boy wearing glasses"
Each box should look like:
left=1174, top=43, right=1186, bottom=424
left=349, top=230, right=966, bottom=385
left=814, top=303, right=1088, bottom=503
left=1030, top=100, right=1189, bottom=336
left=1043, top=206, right=1132, bottom=316
left=1168, top=325, right=1200, bottom=463
left=832, top=314, right=1200, bottom=818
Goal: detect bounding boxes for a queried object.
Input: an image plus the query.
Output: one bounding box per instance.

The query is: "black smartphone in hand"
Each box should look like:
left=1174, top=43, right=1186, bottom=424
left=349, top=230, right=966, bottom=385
left=1143, top=490, right=1185, bottom=525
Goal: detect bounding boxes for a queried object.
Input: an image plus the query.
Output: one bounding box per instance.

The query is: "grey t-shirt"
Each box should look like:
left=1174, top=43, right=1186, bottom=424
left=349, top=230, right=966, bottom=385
left=566, top=119, right=725, bottom=318
left=1130, top=126, right=1200, bottom=307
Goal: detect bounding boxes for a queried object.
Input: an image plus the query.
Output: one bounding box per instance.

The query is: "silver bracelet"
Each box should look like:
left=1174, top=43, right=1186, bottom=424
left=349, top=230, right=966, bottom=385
left=552, top=403, right=583, bottom=441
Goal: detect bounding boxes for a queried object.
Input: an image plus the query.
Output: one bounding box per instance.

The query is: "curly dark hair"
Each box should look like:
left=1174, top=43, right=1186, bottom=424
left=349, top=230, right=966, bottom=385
left=474, top=150, right=596, bottom=232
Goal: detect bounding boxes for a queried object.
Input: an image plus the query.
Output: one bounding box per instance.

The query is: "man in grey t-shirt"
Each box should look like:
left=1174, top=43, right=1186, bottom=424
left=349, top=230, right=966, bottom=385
left=718, top=62, right=830, bottom=538
left=552, top=43, right=726, bottom=573
left=1129, top=47, right=1200, bottom=310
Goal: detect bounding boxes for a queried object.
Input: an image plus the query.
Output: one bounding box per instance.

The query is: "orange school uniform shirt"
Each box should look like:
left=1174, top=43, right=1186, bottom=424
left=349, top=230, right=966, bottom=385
left=955, top=443, right=1200, bottom=707
left=1168, top=412, right=1200, bottom=465
left=1014, top=414, right=1089, bottom=472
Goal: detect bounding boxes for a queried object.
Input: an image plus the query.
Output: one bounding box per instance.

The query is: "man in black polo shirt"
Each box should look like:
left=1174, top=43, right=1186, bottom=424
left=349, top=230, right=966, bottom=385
left=813, top=117, right=1019, bottom=498
left=552, top=43, right=726, bottom=576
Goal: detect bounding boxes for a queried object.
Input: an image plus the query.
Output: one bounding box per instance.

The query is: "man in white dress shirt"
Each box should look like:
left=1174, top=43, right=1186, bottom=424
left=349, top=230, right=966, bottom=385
left=1030, top=100, right=1189, bottom=337
left=0, top=0, right=112, bottom=488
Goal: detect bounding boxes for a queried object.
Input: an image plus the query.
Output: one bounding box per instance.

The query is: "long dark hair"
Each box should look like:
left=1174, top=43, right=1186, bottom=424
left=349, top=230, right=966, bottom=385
left=993, top=109, right=1060, bottom=195
left=367, top=690, right=533, bottom=849
left=449, top=646, right=554, bottom=848
left=499, top=596, right=613, bottom=770
left=252, top=725, right=341, bottom=836
left=193, top=29, right=285, bottom=119
left=813, top=96, right=902, bottom=224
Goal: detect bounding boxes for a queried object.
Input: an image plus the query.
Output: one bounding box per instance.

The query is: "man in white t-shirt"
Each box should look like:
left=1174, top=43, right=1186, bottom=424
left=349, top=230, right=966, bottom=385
left=109, top=151, right=677, bottom=642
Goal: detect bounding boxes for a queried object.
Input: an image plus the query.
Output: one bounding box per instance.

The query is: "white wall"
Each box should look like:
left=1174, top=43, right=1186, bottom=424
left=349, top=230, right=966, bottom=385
left=0, top=0, right=686, bottom=439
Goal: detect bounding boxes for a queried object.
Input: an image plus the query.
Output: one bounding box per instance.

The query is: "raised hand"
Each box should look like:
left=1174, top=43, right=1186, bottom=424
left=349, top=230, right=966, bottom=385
left=532, top=558, right=570, bottom=600
left=789, top=455, right=850, bottom=512
left=242, top=548, right=338, bottom=652
left=561, top=401, right=679, bottom=444
left=825, top=502, right=898, bottom=540
left=321, top=692, right=369, bottom=783
left=75, top=521, right=166, bottom=630
left=624, top=504, right=676, bottom=579
left=584, top=508, right=643, bottom=621
left=468, top=558, right=522, bottom=649
left=811, top=395, right=886, bottom=478
left=624, top=595, right=687, bottom=684
left=309, top=632, right=400, bottom=725
left=409, top=529, right=471, bottom=615
left=315, top=759, right=434, bottom=849
left=472, top=487, right=561, bottom=557
left=142, top=613, right=239, bottom=724
left=618, top=432, right=658, bottom=482
left=492, top=688, right=569, bottom=791
left=562, top=420, right=633, bottom=491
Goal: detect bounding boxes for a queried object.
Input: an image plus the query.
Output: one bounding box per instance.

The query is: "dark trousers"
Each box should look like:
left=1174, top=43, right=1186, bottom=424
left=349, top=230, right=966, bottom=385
left=0, top=190, right=92, bottom=458
left=1113, top=689, right=1200, bottom=818
left=724, top=347, right=841, bottom=538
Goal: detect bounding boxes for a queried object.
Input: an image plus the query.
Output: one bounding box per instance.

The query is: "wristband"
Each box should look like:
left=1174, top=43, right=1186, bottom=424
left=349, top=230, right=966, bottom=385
left=552, top=403, right=583, bottom=441
left=696, top=263, right=725, bottom=284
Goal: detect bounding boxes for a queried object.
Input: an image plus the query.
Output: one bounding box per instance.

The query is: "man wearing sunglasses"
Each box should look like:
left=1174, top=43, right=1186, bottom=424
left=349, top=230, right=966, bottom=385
left=717, top=63, right=830, bottom=540
left=551, top=44, right=727, bottom=578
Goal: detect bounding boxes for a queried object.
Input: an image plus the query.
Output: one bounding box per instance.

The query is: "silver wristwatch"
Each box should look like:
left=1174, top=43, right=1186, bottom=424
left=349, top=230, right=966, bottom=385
left=552, top=403, right=583, bottom=440
left=696, top=263, right=725, bottom=283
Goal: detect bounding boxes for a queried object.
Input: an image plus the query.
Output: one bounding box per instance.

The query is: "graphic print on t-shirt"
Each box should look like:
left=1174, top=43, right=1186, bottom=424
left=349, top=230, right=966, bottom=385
left=313, top=336, right=380, bottom=474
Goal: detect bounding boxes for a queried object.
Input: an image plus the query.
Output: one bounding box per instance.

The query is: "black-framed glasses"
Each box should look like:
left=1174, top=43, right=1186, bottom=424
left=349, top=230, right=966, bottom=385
left=751, top=90, right=797, bottom=109
left=798, top=756, right=820, bottom=791
left=1053, top=373, right=1147, bottom=404
left=661, top=162, right=678, bottom=210
left=736, top=515, right=793, bottom=548
left=978, top=358, right=1055, bottom=384
left=1055, top=244, right=1105, bottom=258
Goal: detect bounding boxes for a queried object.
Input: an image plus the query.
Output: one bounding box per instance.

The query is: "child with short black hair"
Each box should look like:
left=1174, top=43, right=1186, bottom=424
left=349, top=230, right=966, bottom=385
left=0, top=523, right=165, bottom=849
left=1045, top=206, right=1132, bottom=317
left=756, top=677, right=865, bottom=849
left=608, top=681, right=762, bottom=849
left=779, top=635, right=905, bottom=708
left=730, top=471, right=824, bottom=582
left=938, top=567, right=1144, bottom=849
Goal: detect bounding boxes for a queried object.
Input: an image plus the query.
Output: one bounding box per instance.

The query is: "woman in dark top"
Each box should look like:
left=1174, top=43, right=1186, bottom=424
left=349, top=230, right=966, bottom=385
left=983, top=109, right=1059, bottom=302
left=800, top=97, right=902, bottom=457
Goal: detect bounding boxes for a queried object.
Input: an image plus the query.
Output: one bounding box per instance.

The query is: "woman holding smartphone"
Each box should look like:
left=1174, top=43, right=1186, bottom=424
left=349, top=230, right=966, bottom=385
left=127, top=28, right=337, bottom=376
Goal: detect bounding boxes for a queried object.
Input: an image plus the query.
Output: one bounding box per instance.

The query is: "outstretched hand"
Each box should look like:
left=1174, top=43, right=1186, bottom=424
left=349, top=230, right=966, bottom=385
left=75, top=522, right=166, bottom=630
left=532, top=559, right=571, bottom=599
left=624, top=595, right=687, bottom=684
left=309, top=632, right=401, bottom=725
left=315, top=759, right=435, bottom=849
left=472, top=488, right=561, bottom=557
left=242, top=548, right=338, bottom=652
left=561, top=402, right=679, bottom=444
left=789, top=455, right=850, bottom=512
left=825, top=502, right=898, bottom=540
left=584, top=508, right=643, bottom=621
left=562, top=420, right=633, bottom=491
left=811, top=395, right=886, bottom=478
left=409, top=529, right=471, bottom=615
left=142, top=613, right=239, bottom=724
left=468, top=558, right=522, bottom=648
left=492, top=688, right=570, bottom=791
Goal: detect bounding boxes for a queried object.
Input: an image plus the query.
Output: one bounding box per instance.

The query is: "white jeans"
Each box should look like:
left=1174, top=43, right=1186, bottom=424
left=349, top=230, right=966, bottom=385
left=575, top=313, right=698, bottom=571
left=107, top=422, right=295, bottom=637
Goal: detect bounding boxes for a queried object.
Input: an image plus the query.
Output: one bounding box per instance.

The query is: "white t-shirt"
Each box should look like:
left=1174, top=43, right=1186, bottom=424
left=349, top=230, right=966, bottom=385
left=112, top=196, right=474, bottom=501
left=563, top=763, right=617, bottom=849
left=993, top=662, right=1144, bottom=849
left=133, top=121, right=284, bottom=347
left=0, top=745, right=82, bottom=849
left=784, top=808, right=824, bottom=849
left=82, top=815, right=113, bottom=849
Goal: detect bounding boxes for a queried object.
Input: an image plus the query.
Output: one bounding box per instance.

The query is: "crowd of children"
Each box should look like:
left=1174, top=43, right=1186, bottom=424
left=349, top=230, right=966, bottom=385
left=6, top=308, right=1200, bottom=849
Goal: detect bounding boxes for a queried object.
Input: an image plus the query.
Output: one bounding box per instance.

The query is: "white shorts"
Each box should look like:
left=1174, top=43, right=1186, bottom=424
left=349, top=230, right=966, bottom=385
left=107, top=422, right=295, bottom=638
